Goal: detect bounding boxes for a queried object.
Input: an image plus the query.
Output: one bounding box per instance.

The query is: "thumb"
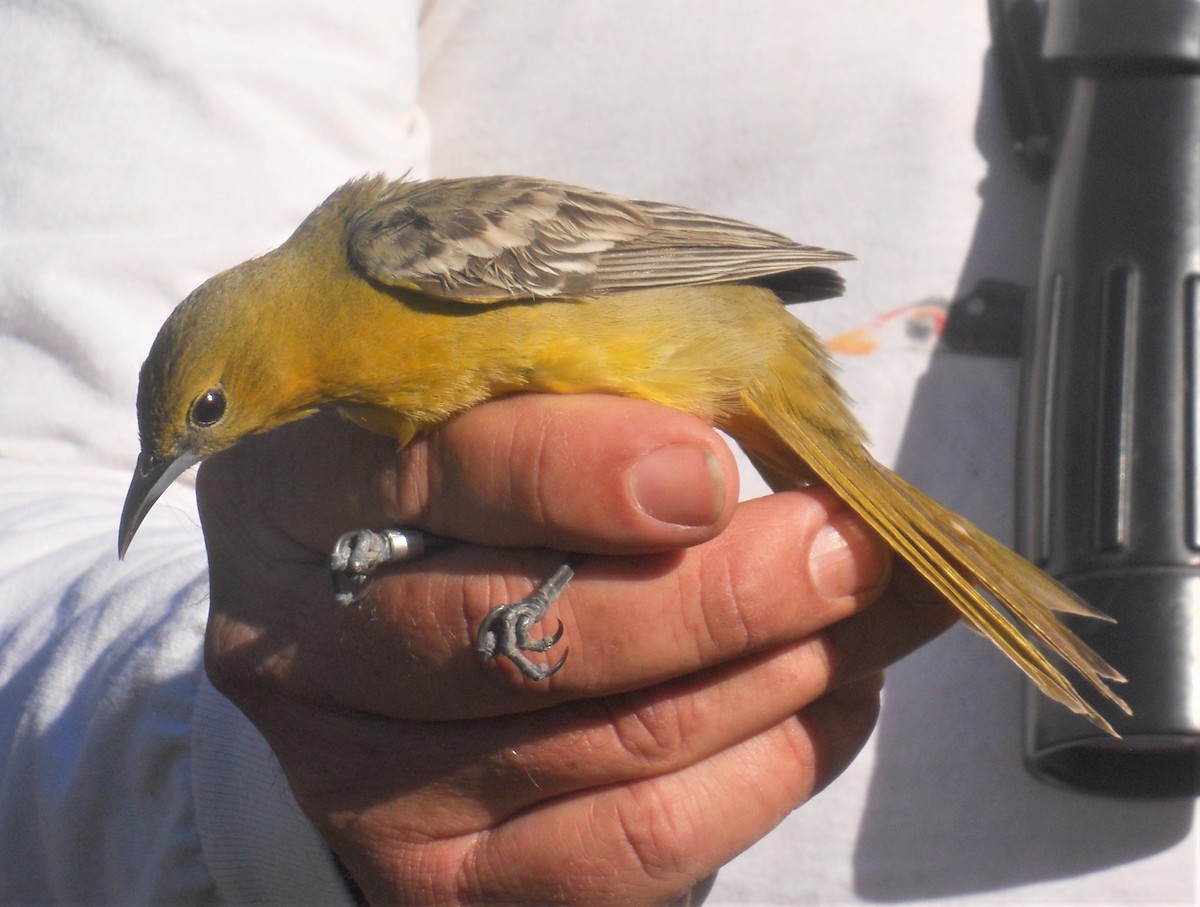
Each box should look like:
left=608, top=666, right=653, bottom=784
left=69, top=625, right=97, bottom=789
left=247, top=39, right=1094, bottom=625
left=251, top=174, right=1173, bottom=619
left=196, top=395, right=740, bottom=563
left=394, top=393, right=740, bottom=553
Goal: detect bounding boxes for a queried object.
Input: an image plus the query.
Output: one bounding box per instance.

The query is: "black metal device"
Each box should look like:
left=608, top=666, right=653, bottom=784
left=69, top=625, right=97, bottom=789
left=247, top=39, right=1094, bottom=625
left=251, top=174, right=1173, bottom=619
left=994, top=0, right=1200, bottom=796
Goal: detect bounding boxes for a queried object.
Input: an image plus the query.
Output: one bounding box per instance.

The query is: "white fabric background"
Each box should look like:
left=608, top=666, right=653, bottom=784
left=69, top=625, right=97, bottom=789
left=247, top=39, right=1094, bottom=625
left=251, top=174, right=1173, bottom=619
left=0, top=0, right=1194, bottom=903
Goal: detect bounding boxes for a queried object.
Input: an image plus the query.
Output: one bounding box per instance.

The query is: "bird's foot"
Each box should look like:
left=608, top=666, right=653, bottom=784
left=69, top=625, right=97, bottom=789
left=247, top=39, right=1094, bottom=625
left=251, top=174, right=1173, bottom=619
left=331, top=530, right=580, bottom=681
left=330, top=528, right=447, bottom=605
left=477, top=559, right=580, bottom=680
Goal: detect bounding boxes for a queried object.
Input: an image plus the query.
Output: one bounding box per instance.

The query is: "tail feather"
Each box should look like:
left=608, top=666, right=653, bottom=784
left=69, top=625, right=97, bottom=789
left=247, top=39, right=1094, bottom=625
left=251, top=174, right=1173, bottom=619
left=881, top=471, right=1130, bottom=698
left=730, top=369, right=1129, bottom=737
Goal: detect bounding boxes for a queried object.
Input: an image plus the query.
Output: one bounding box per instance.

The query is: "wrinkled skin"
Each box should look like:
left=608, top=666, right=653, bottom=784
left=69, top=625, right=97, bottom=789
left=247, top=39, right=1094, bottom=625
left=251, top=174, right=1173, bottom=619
left=197, top=394, right=953, bottom=905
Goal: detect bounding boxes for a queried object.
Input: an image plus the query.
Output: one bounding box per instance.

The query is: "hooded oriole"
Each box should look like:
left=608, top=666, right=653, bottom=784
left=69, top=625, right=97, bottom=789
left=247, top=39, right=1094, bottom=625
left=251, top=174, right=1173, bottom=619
left=118, top=175, right=1129, bottom=734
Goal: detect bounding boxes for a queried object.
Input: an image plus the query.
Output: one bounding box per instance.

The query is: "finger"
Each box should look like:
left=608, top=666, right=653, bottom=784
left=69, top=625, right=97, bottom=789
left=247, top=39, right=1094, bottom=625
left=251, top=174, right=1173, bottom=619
left=197, top=394, right=741, bottom=561
left=819, top=558, right=960, bottom=690
left=236, top=488, right=893, bottom=718
left=796, top=671, right=885, bottom=796
left=250, top=570, right=923, bottom=836
left=254, top=631, right=877, bottom=836
left=478, top=681, right=881, bottom=905
left=322, top=678, right=884, bottom=906
left=393, top=393, right=740, bottom=553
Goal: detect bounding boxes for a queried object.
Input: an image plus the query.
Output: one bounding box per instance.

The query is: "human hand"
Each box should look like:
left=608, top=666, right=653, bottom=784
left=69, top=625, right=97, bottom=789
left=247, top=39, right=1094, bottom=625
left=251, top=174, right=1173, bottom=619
left=197, top=395, right=954, bottom=905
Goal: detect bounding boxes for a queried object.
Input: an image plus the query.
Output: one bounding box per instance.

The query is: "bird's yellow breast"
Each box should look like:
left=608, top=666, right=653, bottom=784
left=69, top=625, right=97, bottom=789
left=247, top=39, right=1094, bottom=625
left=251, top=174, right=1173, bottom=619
left=309, top=275, right=800, bottom=442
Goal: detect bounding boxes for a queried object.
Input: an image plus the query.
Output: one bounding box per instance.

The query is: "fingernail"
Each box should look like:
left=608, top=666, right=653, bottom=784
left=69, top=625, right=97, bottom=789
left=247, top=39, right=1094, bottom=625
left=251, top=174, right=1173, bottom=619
left=809, top=511, right=889, bottom=600
left=630, top=444, right=725, bottom=527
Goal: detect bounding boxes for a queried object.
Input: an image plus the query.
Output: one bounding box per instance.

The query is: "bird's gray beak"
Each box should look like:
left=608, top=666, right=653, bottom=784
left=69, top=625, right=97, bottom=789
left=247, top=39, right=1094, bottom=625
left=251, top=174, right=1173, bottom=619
left=118, top=450, right=200, bottom=559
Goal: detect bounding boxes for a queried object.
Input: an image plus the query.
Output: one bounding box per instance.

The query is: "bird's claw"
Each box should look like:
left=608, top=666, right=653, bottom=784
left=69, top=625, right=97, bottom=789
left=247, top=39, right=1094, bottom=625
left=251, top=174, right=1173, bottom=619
left=331, top=531, right=580, bottom=681
left=476, top=560, right=578, bottom=680
left=477, top=610, right=567, bottom=680
left=330, top=528, right=443, bottom=605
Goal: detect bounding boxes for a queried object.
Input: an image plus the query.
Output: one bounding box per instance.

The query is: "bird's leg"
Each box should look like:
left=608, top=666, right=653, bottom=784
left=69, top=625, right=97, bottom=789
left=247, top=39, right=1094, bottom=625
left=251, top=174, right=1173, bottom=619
left=476, top=553, right=583, bottom=681
left=329, top=529, right=580, bottom=680
left=330, top=528, right=450, bottom=605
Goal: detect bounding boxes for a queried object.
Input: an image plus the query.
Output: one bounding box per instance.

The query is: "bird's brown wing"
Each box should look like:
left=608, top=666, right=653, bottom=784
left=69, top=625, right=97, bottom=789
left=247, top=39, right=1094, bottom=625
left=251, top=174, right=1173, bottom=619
left=345, top=175, right=851, bottom=303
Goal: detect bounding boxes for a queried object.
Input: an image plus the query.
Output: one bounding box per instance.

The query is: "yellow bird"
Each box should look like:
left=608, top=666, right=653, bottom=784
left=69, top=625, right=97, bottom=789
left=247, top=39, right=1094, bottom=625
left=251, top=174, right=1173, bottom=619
left=118, top=174, right=1130, bottom=734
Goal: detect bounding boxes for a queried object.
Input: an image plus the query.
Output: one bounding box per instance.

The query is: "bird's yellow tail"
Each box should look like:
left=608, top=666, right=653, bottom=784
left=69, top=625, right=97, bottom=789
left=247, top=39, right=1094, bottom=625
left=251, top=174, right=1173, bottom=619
left=725, top=344, right=1131, bottom=735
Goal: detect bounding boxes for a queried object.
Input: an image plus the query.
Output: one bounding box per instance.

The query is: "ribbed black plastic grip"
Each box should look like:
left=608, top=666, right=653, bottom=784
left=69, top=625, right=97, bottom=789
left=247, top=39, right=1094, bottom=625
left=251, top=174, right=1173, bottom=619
left=1018, top=0, right=1200, bottom=796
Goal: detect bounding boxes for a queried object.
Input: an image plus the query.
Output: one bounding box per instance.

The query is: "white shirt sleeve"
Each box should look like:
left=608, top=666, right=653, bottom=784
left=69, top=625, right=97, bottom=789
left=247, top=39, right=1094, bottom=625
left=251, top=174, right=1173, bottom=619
left=0, top=2, right=427, bottom=902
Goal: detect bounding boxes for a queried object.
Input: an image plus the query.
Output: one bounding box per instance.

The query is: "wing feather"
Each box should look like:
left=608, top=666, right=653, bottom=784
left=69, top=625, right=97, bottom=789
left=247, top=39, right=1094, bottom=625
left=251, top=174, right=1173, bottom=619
left=345, top=175, right=850, bottom=303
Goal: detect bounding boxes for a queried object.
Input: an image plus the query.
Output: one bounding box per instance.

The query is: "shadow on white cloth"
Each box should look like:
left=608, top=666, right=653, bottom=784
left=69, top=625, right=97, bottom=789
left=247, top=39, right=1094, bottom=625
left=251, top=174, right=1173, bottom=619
left=852, top=56, right=1195, bottom=901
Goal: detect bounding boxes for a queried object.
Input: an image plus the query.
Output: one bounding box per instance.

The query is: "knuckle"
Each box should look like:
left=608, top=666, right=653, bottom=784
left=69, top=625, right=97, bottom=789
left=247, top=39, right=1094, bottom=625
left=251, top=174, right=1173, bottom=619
left=612, top=782, right=700, bottom=884
left=607, top=693, right=692, bottom=768
left=794, top=628, right=840, bottom=693
left=814, top=617, right=861, bottom=688
left=689, top=542, right=766, bottom=657
left=202, top=612, right=291, bottom=704
left=510, top=408, right=557, bottom=527
left=389, top=432, right=431, bottom=524
left=774, top=717, right=822, bottom=798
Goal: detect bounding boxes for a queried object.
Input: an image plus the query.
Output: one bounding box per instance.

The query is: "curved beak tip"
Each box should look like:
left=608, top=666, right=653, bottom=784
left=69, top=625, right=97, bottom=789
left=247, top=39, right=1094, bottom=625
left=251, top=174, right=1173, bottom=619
left=118, top=451, right=199, bottom=559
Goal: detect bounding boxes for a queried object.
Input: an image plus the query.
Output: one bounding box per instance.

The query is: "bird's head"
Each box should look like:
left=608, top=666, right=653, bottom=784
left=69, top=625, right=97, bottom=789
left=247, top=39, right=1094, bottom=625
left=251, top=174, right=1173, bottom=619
left=118, top=256, right=323, bottom=558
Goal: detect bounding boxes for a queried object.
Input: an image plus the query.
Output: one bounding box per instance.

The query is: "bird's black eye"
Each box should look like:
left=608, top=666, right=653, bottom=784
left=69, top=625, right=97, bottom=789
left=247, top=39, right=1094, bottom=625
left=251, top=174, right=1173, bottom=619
left=190, top=388, right=227, bottom=427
